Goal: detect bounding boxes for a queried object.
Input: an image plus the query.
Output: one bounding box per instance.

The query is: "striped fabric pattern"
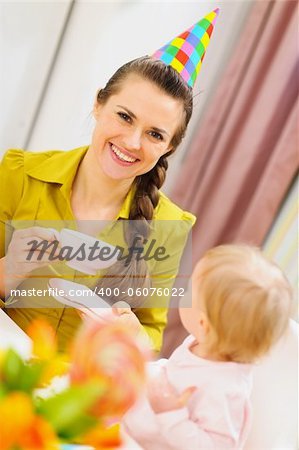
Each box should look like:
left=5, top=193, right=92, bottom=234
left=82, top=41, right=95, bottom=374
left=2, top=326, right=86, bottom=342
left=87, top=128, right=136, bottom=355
left=263, top=176, right=298, bottom=319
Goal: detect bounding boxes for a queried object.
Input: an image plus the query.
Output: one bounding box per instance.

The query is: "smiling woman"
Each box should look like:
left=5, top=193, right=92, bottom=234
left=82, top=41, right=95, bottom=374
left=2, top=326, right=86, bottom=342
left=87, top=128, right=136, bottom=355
left=87, top=70, right=185, bottom=183
left=0, top=10, right=219, bottom=352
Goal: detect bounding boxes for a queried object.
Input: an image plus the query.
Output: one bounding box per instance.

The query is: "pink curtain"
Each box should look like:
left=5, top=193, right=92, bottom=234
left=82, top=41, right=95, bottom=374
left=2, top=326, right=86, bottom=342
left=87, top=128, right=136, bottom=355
left=161, top=1, right=299, bottom=357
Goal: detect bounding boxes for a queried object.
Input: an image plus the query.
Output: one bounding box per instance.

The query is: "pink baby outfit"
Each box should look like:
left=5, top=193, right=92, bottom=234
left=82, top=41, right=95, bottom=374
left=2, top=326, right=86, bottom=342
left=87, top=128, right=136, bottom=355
left=123, top=335, right=253, bottom=450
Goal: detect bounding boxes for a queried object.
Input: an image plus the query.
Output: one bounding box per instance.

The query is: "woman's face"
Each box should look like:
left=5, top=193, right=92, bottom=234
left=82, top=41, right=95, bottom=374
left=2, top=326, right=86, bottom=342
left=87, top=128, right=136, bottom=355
left=90, top=73, right=185, bottom=181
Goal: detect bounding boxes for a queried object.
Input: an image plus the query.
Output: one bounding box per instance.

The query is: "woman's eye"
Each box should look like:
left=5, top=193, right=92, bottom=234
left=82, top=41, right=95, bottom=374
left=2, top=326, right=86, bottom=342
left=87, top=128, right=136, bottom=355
left=149, top=131, right=163, bottom=141
left=117, top=112, right=131, bottom=123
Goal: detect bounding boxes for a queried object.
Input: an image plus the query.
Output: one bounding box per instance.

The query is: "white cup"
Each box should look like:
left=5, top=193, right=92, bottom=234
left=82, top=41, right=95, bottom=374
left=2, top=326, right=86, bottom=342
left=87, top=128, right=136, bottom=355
left=59, top=228, right=119, bottom=274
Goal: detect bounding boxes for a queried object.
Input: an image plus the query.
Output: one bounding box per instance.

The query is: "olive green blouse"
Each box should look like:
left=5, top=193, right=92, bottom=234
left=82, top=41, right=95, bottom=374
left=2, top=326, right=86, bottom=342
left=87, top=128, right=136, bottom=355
left=0, top=147, right=196, bottom=352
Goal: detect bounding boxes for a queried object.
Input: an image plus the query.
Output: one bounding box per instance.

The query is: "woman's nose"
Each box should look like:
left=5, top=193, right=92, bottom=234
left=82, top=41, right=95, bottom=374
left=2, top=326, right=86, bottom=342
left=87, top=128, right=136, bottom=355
left=123, top=129, right=142, bottom=151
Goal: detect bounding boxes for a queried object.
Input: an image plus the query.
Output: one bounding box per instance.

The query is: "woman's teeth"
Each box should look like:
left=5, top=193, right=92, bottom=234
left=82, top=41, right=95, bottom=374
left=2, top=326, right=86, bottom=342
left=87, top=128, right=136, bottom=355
left=111, top=144, right=137, bottom=163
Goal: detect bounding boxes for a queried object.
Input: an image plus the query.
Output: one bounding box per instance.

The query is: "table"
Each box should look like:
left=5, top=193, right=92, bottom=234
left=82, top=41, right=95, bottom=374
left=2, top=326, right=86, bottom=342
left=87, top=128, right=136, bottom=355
left=0, top=307, right=32, bottom=357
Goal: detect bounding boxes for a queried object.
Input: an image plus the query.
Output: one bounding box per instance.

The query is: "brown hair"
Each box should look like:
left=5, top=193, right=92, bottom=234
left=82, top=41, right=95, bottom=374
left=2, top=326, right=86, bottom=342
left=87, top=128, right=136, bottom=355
left=194, top=245, right=292, bottom=363
left=95, top=56, right=193, bottom=308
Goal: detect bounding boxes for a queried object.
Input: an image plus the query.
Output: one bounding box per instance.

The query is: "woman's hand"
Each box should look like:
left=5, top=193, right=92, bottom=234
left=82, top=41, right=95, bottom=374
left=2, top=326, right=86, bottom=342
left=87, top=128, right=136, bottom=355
left=4, top=226, right=60, bottom=290
left=147, top=367, right=196, bottom=413
left=112, top=301, right=143, bottom=334
left=112, top=301, right=151, bottom=346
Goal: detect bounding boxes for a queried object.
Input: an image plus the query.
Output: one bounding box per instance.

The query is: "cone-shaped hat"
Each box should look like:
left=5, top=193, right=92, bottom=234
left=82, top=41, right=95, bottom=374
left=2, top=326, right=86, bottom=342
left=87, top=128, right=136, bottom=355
left=152, top=8, right=219, bottom=87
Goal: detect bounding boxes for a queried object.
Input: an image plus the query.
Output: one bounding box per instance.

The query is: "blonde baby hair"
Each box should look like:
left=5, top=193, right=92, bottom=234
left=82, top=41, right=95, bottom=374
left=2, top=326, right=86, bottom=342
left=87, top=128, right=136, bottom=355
left=194, top=244, right=292, bottom=363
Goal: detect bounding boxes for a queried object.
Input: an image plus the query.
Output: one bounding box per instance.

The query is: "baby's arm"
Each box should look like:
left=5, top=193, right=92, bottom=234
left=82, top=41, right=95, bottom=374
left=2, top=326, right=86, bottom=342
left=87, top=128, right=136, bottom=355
left=147, top=368, right=216, bottom=449
left=146, top=369, right=248, bottom=449
left=148, top=366, right=196, bottom=413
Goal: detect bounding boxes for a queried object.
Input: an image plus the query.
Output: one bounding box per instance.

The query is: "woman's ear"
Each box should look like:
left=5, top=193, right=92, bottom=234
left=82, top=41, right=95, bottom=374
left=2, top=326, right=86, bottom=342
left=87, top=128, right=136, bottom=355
left=164, top=147, right=174, bottom=158
left=93, top=90, right=102, bottom=119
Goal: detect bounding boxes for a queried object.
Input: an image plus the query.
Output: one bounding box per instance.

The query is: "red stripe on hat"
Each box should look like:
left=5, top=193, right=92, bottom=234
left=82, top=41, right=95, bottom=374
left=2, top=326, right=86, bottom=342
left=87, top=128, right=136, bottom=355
left=179, top=31, right=190, bottom=40
left=176, top=49, right=189, bottom=65
left=206, top=24, right=214, bottom=37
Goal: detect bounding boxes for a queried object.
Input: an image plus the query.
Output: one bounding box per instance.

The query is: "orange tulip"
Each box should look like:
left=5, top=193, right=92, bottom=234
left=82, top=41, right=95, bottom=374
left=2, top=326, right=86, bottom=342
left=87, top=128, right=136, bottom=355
left=19, top=415, right=59, bottom=450
left=0, top=392, right=59, bottom=450
left=27, top=319, right=69, bottom=385
left=69, top=319, right=147, bottom=418
left=80, top=423, right=122, bottom=449
left=27, top=319, right=57, bottom=360
left=0, top=392, right=34, bottom=449
left=39, top=354, right=69, bottom=386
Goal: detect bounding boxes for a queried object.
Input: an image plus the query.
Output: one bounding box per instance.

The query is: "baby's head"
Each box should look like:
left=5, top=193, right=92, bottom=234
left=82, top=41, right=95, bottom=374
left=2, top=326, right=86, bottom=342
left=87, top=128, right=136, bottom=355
left=180, top=244, right=292, bottom=363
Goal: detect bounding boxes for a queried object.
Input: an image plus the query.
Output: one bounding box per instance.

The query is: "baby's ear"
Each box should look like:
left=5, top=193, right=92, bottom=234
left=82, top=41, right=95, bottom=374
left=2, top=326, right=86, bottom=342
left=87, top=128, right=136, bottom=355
left=198, top=311, right=210, bottom=339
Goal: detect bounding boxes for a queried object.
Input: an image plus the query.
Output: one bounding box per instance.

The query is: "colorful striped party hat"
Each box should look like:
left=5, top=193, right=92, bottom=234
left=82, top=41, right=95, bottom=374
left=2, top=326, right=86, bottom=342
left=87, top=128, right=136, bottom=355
left=152, top=9, right=219, bottom=87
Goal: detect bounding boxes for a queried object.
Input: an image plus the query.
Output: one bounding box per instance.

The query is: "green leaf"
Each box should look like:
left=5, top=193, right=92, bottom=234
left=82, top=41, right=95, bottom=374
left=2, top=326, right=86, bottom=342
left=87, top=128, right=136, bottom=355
left=2, top=349, right=26, bottom=390
left=0, top=384, right=7, bottom=399
left=17, top=361, right=44, bottom=393
left=59, top=414, right=98, bottom=440
left=37, top=382, right=106, bottom=436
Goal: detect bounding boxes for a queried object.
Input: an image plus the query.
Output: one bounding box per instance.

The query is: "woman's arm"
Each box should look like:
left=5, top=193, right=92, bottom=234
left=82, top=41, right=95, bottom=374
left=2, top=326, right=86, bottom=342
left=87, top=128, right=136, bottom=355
left=0, top=256, right=24, bottom=300
left=0, top=227, right=60, bottom=300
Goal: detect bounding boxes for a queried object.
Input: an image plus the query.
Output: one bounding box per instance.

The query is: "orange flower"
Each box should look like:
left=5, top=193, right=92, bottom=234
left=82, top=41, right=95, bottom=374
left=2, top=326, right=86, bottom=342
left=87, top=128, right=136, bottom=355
left=69, top=319, right=147, bottom=418
left=19, top=415, right=59, bottom=450
left=0, top=392, right=59, bottom=450
left=0, top=392, right=34, bottom=449
left=39, top=354, right=69, bottom=385
left=27, top=319, right=57, bottom=360
left=80, top=423, right=122, bottom=450
left=27, top=319, right=68, bottom=385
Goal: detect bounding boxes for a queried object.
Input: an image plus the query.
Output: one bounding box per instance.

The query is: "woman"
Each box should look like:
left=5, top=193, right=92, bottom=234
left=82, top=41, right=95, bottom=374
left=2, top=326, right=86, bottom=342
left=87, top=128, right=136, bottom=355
left=0, top=10, right=219, bottom=352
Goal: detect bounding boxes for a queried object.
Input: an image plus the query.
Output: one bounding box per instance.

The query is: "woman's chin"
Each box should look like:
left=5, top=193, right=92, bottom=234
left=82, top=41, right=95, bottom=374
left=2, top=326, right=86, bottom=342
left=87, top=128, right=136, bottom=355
left=101, top=162, right=137, bottom=182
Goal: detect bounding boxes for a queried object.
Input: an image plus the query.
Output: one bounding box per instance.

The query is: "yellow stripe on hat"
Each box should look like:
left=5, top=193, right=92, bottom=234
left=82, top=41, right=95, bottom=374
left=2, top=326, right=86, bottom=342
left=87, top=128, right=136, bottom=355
left=171, top=37, right=185, bottom=48
left=171, top=58, right=185, bottom=73
left=201, top=32, right=210, bottom=49
left=206, top=10, right=218, bottom=21
left=195, top=60, right=202, bottom=74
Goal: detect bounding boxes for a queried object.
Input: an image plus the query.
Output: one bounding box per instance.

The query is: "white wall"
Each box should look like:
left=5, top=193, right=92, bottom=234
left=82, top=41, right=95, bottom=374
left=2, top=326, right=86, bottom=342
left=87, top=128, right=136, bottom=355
left=0, top=1, right=253, bottom=193
left=0, top=1, right=73, bottom=151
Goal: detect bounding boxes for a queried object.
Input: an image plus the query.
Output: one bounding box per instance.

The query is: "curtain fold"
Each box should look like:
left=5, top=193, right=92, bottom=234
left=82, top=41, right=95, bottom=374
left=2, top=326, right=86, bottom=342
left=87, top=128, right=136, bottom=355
left=161, top=1, right=298, bottom=357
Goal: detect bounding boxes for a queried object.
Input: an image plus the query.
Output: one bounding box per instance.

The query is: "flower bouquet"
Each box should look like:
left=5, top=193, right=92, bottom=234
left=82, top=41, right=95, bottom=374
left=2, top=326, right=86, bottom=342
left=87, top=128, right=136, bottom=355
left=0, top=317, right=147, bottom=449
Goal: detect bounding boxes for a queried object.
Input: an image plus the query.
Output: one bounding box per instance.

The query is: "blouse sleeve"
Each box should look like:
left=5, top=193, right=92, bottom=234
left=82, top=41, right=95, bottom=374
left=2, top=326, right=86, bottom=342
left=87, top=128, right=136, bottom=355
left=0, top=149, right=25, bottom=258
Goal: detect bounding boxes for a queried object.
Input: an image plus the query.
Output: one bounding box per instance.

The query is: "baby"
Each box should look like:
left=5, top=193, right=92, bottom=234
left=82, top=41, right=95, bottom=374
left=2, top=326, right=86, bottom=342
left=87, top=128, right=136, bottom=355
left=123, top=244, right=292, bottom=449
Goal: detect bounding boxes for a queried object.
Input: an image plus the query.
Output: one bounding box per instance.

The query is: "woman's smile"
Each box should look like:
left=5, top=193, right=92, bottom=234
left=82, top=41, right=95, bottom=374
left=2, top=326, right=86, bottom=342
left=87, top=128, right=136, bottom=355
left=109, top=142, right=140, bottom=166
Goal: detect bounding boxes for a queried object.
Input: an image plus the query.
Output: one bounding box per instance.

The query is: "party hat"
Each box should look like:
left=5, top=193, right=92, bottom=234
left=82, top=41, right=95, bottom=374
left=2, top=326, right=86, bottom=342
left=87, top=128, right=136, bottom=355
left=152, top=8, right=219, bottom=87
